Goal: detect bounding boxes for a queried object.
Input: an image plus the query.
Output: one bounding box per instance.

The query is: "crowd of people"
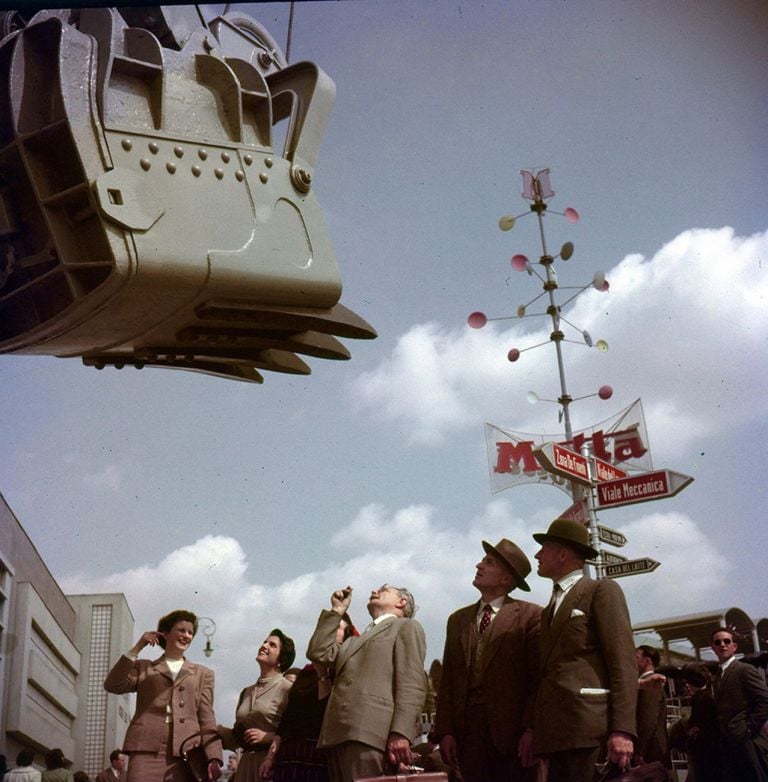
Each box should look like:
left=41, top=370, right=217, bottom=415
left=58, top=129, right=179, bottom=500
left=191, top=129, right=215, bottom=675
left=0, top=749, right=126, bottom=782
left=5, top=518, right=765, bottom=782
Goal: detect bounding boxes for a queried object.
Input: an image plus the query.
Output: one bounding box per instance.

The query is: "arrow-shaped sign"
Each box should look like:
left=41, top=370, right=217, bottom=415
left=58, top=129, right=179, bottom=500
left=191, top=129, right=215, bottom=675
left=598, top=525, right=627, bottom=547
left=605, top=557, right=660, bottom=579
left=595, top=469, right=693, bottom=509
left=588, top=550, right=628, bottom=566
left=593, top=456, right=628, bottom=483
left=560, top=498, right=588, bottom=525
left=534, top=442, right=592, bottom=486
left=601, top=550, right=629, bottom=566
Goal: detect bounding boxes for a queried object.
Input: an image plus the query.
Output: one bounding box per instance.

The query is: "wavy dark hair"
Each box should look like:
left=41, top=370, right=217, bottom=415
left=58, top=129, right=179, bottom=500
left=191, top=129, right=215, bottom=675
left=268, top=628, right=296, bottom=671
left=157, top=610, right=198, bottom=649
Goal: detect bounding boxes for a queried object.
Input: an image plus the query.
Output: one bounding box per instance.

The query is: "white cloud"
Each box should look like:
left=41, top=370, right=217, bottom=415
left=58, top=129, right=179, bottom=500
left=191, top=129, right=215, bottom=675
left=612, top=510, right=729, bottom=623
left=352, top=227, right=768, bottom=454
left=60, top=499, right=732, bottom=723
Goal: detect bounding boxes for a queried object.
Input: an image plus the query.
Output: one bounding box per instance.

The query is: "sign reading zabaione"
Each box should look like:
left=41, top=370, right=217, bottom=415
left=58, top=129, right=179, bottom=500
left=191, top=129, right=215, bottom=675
left=485, top=398, right=652, bottom=495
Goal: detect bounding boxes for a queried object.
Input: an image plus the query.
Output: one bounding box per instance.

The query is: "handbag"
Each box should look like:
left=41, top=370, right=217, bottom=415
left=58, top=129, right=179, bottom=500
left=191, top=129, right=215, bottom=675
left=180, top=729, right=222, bottom=782
left=593, top=760, right=669, bottom=782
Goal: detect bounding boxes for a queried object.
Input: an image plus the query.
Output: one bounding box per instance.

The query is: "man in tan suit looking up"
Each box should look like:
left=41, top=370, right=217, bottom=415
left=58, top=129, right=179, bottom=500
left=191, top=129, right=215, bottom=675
left=433, top=538, right=542, bottom=781
left=307, top=583, right=427, bottom=782
left=532, top=518, right=637, bottom=782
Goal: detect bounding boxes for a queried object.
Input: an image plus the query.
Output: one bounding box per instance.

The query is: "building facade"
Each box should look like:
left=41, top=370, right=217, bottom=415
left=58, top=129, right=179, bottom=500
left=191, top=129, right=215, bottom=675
left=0, top=492, right=133, bottom=775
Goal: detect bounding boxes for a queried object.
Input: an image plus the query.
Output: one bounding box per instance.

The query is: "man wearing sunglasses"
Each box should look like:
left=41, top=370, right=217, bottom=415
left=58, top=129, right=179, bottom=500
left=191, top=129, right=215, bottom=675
left=710, top=627, right=768, bottom=782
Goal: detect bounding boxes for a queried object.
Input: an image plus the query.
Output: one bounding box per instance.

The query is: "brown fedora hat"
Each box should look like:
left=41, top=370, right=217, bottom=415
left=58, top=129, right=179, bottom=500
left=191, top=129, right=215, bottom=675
left=482, top=538, right=532, bottom=591
left=533, top=518, right=599, bottom=560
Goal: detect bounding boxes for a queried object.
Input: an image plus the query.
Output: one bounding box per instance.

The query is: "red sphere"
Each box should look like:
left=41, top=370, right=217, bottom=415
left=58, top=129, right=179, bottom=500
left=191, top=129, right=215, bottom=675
left=467, top=312, right=487, bottom=328
left=598, top=385, right=613, bottom=400
left=508, top=348, right=521, bottom=362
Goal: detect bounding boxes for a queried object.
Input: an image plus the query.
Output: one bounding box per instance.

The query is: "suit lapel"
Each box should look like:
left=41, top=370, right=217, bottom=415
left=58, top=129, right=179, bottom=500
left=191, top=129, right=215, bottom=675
left=460, top=604, right=477, bottom=669
left=151, top=656, right=174, bottom=682
left=336, top=618, right=394, bottom=673
left=541, top=577, right=590, bottom=666
left=479, top=598, right=518, bottom=670
left=176, top=660, right=195, bottom=685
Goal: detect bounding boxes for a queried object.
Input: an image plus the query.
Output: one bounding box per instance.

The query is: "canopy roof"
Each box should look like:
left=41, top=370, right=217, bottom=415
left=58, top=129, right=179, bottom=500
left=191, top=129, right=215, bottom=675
left=633, top=607, right=765, bottom=656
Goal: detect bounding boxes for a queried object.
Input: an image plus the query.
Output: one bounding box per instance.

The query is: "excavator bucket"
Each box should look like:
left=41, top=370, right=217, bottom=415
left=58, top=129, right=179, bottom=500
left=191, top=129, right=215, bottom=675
left=0, top=6, right=375, bottom=383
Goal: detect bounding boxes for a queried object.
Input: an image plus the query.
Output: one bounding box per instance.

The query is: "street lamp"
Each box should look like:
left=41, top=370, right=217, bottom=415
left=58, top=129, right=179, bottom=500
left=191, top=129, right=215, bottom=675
left=198, top=617, right=217, bottom=658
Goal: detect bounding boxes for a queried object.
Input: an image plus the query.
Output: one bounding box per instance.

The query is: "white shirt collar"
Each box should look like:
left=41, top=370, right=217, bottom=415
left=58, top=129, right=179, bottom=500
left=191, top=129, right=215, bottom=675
left=556, top=569, right=584, bottom=593
left=720, top=655, right=737, bottom=672
left=477, top=595, right=506, bottom=614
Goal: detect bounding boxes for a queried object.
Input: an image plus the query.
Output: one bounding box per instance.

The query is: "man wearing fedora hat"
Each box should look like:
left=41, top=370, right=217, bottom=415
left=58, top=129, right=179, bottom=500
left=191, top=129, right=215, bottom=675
left=531, top=518, right=637, bottom=781
left=433, top=538, right=542, bottom=782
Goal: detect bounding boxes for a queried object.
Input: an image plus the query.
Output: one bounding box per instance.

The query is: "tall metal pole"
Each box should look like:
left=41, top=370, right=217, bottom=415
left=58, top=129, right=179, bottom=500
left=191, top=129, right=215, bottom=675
left=530, top=183, right=602, bottom=576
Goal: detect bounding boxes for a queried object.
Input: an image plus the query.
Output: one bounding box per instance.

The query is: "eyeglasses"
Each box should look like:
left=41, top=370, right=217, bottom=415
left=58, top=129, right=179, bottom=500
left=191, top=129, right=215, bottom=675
left=713, top=639, right=734, bottom=646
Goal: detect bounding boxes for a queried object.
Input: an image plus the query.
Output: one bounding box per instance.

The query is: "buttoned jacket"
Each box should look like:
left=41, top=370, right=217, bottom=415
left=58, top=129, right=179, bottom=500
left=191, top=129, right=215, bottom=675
left=307, top=609, right=427, bottom=752
left=714, top=658, right=768, bottom=743
left=433, top=596, right=541, bottom=754
left=533, top=575, right=637, bottom=754
left=104, top=654, right=223, bottom=760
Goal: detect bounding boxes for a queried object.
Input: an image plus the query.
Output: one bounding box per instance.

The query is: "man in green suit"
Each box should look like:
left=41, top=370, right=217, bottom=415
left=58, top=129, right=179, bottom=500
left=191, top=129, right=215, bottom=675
left=532, top=518, right=637, bottom=781
left=307, top=583, right=427, bottom=782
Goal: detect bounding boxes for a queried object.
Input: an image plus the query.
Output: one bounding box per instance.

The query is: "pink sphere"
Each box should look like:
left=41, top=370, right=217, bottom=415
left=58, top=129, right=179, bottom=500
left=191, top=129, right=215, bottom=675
left=467, top=312, right=487, bottom=328
left=598, top=385, right=613, bottom=400
left=511, top=254, right=529, bottom=271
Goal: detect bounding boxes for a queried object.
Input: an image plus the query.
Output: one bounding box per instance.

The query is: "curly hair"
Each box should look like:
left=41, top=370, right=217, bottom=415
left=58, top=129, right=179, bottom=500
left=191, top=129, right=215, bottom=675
left=156, top=610, right=198, bottom=649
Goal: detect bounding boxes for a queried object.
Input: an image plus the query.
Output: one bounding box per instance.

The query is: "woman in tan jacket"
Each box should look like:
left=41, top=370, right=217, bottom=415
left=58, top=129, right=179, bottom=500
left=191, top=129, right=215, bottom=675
left=104, top=609, right=223, bottom=782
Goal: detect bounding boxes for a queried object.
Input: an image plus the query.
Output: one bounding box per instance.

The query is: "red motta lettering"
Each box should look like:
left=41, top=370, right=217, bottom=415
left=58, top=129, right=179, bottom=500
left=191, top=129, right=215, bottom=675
left=589, top=430, right=612, bottom=461
left=494, top=441, right=539, bottom=474
left=561, top=425, right=647, bottom=465
left=612, top=430, right=648, bottom=460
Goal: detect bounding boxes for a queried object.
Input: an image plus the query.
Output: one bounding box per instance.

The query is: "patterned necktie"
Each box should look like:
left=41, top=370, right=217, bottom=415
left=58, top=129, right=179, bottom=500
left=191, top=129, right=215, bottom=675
left=479, top=603, right=493, bottom=635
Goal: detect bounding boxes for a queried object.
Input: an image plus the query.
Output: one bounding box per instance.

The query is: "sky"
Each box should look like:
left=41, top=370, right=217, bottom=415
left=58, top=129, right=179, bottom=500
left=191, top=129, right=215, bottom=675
left=2, top=0, right=767, bottom=723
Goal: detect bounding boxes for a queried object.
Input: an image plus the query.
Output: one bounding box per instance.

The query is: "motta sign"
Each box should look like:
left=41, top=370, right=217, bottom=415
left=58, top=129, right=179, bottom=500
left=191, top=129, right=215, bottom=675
left=486, top=399, right=651, bottom=496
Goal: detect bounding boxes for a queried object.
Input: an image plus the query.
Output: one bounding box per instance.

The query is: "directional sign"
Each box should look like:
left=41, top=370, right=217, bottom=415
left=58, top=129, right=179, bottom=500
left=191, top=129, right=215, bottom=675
left=593, top=456, right=628, bottom=483
left=588, top=550, right=628, bottom=566
left=560, top=498, right=588, bottom=525
left=605, top=557, right=660, bottom=579
left=595, top=469, right=693, bottom=509
left=598, top=525, right=627, bottom=547
left=534, top=442, right=591, bottom=486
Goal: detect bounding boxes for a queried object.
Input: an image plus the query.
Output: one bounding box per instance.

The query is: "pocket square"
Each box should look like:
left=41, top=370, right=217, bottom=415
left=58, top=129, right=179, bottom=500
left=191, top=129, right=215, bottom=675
left=570, top=608, right=586, bottom=617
